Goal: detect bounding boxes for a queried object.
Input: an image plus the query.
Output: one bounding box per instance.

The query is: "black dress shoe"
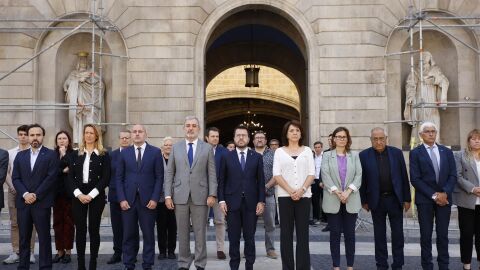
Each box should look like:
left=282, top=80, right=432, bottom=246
left=167, top=253, right=176, bottom=259
left=107, top=254, right=121, bottom=264
left=322, top=225, right=330, bottom=232
left=61, top=254, right=71, bottom=264
left=52, top=254, right=64, bottom=263
left=178, top=268, right=188, bottom=270
left=157, top=253, right=167, bottom=260
left=196, top=267, right=205, bottom=270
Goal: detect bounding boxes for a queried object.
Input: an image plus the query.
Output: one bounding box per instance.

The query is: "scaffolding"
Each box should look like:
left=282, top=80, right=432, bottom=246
left=384, top=0, right=480, bottom=142
left=0, top=0, right=129, bottom=143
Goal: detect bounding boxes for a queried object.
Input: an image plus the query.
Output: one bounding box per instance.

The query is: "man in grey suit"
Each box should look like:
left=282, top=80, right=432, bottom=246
left=164, top=116, right=217, bottom=270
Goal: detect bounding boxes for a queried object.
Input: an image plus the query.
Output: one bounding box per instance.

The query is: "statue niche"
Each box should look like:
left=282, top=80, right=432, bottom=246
left=63, top=52, right=105, bottom=145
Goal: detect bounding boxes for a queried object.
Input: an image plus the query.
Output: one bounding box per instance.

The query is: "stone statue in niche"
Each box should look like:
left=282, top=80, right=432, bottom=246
left=64, top=52, right=105, bottom=145
left=404, top=51, right=449, bottom=142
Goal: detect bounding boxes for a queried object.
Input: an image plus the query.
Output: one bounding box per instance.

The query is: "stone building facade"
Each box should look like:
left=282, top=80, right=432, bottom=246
left=0, top=0, right=479, bottom=150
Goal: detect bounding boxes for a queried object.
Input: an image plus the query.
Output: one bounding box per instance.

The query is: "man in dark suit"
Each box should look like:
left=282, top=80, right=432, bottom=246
left=218, top=125, right=265, bottom=270
left=0, top=148, right=8, bottom=212
left=107, top=130, right=133, bottom=264
left=360, top=127, right=411, bottom=270
left=116, top=124, right=164, bottom=270
left=205, top=127, right=228, bottom=260
left=12, top=124, right=58, bottom=270
left=410, top=122, right=457, bottom=270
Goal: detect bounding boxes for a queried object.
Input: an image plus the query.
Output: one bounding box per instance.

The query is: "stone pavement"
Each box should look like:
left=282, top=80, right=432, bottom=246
left=0, top=208, right=473, bottom=269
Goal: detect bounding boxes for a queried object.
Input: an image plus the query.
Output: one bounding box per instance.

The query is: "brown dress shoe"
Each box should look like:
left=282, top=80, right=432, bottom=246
left=217, top=251, right=226, bottom=260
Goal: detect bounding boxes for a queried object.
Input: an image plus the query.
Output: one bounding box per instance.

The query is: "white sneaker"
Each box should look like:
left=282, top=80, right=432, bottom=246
left=29, top=254, right=35, bottom=264
left=3, top=253, right=19, bottom=264
left=209, top=218, right=214, bottom=227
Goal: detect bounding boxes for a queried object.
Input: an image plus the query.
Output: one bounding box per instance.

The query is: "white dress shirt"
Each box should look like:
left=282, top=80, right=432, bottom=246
left=135, top=142, right=146, bottom=161
left=73, top=149, right=100, bottom=199
left=423, top=143, right=440, bottom=170
left=7, top=145, right=26, bottom=190
left=236, top=147, right=248, bottom=163
left=185, top=138, right=198, bottom=159
left=273, top=146, right=315, bottom=198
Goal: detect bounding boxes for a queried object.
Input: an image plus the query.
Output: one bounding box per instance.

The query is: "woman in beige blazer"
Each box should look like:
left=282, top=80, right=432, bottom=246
left=321, top=127, right=362, bottom=270
left=453, top=129, right=480, bottom=270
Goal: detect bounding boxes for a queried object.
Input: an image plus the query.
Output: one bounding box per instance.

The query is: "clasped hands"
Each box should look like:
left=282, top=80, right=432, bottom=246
left=288, top=188, right=305, bottom=201
left=472, top=187, right=480, bottom=197
left=335, top=189, right=352, bottom=204
left=120, top=199, right=158, bottom=210
left=434, top=192, right=449, bottom=206
left=220, top=202, right=264, bottom=216
left=24, top=193, right=36, bottom=204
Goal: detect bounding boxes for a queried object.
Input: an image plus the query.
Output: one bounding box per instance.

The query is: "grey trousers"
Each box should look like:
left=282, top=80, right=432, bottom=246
left=212, top=201, right=226, bottom=252
left=264, top=195, right=276, bottom=252
left=175, top=197, right=208, bottom=269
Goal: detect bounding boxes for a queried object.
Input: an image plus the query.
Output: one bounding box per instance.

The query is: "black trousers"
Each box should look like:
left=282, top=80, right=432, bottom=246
left=110, top=201, right=123, bottom=255
left=327, top=204, right=358, bottom=267
left=458, top=205, right=480, bottom=264
left=311, top=179, right=322, bottom=220
left=72, top=194, right=105, bottom=266
left=278, top=197, right=311, bottom=270
left=156, top=202, right=177, bottom=254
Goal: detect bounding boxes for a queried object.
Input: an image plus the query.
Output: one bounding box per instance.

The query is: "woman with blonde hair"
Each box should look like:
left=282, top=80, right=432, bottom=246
left=453, top=129, right=480, bottom=270
left=67, top=124, right=110, bottom=270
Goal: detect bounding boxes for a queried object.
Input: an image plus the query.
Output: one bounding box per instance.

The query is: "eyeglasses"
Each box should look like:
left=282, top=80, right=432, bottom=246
left=371, top=137, right=386, bottom=142
left=334, top=136, right=347, bottom=140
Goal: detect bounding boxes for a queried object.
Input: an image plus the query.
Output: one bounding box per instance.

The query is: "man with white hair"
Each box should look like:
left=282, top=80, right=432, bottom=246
left=409, top=122, right=457, bottom=270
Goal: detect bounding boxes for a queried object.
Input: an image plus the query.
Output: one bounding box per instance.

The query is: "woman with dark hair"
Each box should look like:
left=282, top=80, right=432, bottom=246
left=453, top=129, right=480, bottom=270
left=67, top=124, right=110, bottom=270
left=52, top=131, right=75, bottom=264
left=321, top=127, right=362, bottom=270
left=273, top=120, right=315, bottom=270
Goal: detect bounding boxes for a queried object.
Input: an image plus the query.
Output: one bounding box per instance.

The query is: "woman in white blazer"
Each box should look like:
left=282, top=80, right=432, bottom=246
left=321, top=127, right=362, bottom=270
left=453, top=129, right=480, bottom=270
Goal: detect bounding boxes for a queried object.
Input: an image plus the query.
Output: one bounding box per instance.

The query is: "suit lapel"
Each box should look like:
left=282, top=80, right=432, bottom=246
left=369, top=149, right=380, bottom=185
left=31, top=147, right=45, bottom=175
left=345, top=152, right=353, bottom=186
left=181, top=141, right=190, bottom=168
left=330, top=151, right=341, bottom=187
left=419, top=145, right=435, bottom=172
left=139, top=144, right=150, bottom=171
left=191, top=141, right=202, bottom=169
left=470, top=157, right=479, bottom=179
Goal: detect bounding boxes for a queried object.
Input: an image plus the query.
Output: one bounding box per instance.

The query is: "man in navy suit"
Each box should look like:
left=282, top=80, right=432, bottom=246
left=360, top=127, right=411, bottom=270
left=12, top=124, right=58, bottom=270
left=218, top=125, right=265, bottom=270
left=410, top=122, right=457, bottom=270
left=107, top=130, right=133, bottom=264
left=205, top=127, right=228, bottom=260
left=116, top=124, right=164, bottom=270
left=0, top=147, right=7, bottom=213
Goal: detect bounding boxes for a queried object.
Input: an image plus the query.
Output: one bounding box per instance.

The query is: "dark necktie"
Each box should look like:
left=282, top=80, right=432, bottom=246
left=429, top=146, right=440, bottom=183
left=240, top=151, right=246, bottom=171
left=137, top=147, right=142, bottom=169
left=188, top=143, right=194, bottom=168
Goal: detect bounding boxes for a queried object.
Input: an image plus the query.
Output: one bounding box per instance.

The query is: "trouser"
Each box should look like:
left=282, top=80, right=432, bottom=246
left=156, top=202, right=177, bottom=254
left=8, top=191, right=36, bottom=254
left=212, top=201, right=226, bottom=252
left=72, top=194, right=105, bottom=268
left=17, top=207, right=51, bottom=270
left=53, top=195, right=75, bottom=251
left=109, top=201, right=123, bottom=255
left=327, top=204, right=358, bottom=268
left=175, top=196, right=208, bottom=269
left=458, top=205, right=480, bottom=264
left=263, top=195, right=276, bottom=252
left=371, top=194, right=404, bottom=269
left=278, top=197, right=311, bottom=270
left=416, top=203, right=451, bottom=270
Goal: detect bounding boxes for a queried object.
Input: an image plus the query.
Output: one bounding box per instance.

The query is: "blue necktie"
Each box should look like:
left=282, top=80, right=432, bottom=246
left=240, top=151, right=245, bottom=171
left=188, top=143, right=194, bottom=168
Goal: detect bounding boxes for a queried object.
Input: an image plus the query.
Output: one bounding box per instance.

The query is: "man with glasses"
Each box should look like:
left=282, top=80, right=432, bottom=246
left=107, top=130, right=134, bottom=264
left=410, top=122, right=456, bottom=270
left=360, top=127, right=411, bottom=270
left=268, top=139, right=279, bottom=151
left=254, top=131, right=278, bottom=259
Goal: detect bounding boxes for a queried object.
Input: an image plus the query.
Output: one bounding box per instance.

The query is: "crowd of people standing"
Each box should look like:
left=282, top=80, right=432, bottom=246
left=0, top=118, right=479, bottom=270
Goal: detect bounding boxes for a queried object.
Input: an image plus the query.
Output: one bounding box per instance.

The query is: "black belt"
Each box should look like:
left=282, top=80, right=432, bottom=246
left=381, top=192, right=393, bottom=196
left=241, top=192, right=245, bottom=198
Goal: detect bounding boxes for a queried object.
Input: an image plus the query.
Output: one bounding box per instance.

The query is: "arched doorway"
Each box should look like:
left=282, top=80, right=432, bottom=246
left=203, top=8, right=309, bottom=144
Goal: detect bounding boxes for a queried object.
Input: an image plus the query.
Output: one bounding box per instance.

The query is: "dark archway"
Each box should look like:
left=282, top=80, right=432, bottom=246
left=205, top=9, right=307, bottom=143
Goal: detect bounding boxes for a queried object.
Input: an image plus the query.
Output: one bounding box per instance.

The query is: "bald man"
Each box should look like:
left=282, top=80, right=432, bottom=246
left=116, top=124, right=164, bottom=270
